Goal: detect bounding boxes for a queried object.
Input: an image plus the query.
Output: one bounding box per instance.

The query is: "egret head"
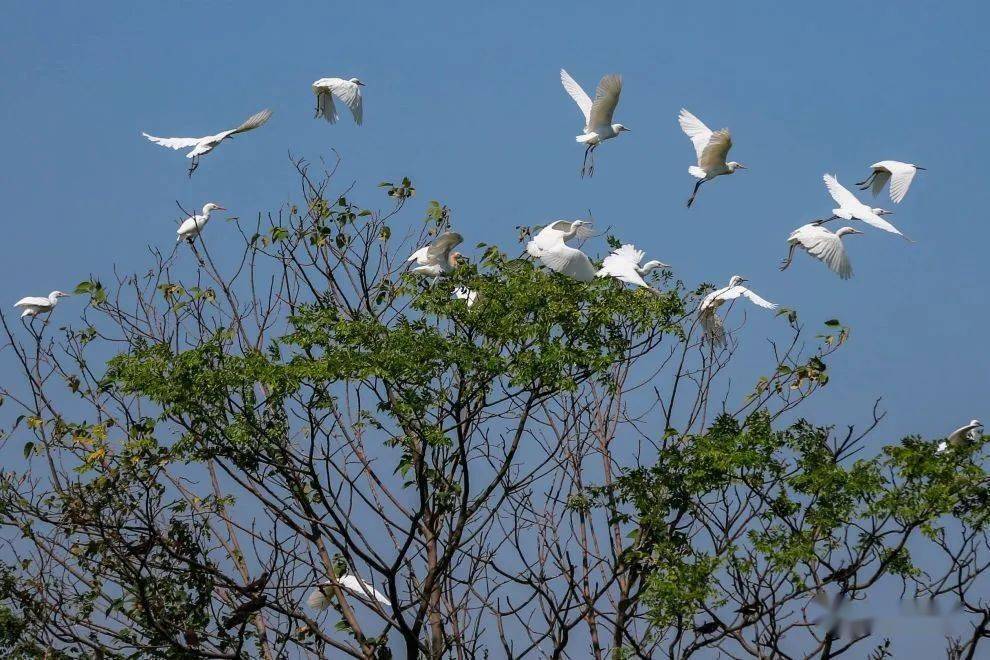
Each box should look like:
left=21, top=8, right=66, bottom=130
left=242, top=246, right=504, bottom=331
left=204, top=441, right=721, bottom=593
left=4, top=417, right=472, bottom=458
left=727, top=162, right=747, bottom=172
left=613, top=123, right=631, bottom=133
left=872, top=208, right=893, bottom=216
left=50, top=291, right=70, bottom=299
left=349, top=78, right=366, bottom=87
left=971, top=419, right=983, bottom=428
left=728, top=275, right=747, bottom=287
left=642, top=260, right=670, bottom=272
left=835, top=227, right=864, bottom=238
left=203, top=203, right=227, bottom=213
left=449, top=251, right=467, bottom=266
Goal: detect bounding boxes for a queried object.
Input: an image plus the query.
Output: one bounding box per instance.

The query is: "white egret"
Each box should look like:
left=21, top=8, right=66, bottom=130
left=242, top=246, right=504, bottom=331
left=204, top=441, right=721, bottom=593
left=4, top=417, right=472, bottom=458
left=526, top=220, right=593, bottom=257
left=856, top=161, right=925, bottom=204
left=143, top=108, right=272, bottom=176
left=937, top=419, right=983, bottom=453
left=312, top=77, right=365, bottom=125
left=678, top=109, right=746, bottom=207
left=527, top=220, right=596, bottom=281
left=453, top=286, right=478, bottom=306
left=699, top=276, right=777, bottom=346
left=780, top=224, right=863, bottom=279
left=596, top=244, right=669, bottom=290
left=177, top=203, right=226, bottom=242
left=407, top=232, right=465, bottom=276
left=307, top=574, right=390, bottom=611
left=560, top=69, right=629, bottom=177
left=14, top=291, right=69, bottom=318
left=821, top=174, right=908, bottom=240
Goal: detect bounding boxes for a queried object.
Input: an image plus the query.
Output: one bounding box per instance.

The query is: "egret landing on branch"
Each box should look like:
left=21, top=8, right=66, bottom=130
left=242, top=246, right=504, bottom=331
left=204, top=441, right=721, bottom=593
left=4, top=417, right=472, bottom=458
left=177, top=203, right=226, bottom=243
left=527, top=220, right=596, bottom=281
left=679, top=109, right=746, bottom=207
left=143, top=108, right=272, bottom=176
left=781, top=224, right=863, bottom=279
left=937, top=419, right=983, bottom=453
left=699, top=276, right=777, bottom=346
left=856, top=161, right=925, bottom=204
left=561, top=69, right=629, bottom=177
left=818, top=174, right=910, bottom=240
left=526, top=220, right=593, bottom=257
left=14, top=291, right=69, bottom=318
left=312, top=77, right=365, bottom=125
left=596, top=244, right=669, bottom=290
left=307, top=574, right=390, bottom=611
left=407, top=232, right=465, bottom=277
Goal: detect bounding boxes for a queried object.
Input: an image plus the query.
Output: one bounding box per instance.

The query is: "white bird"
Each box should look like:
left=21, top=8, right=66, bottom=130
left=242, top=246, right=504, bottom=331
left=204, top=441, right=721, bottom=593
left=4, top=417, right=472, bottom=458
left=596, top=244, right=669, bottom=290
left=177, top=203, right=226, bottom=242
left=856, top=161, right=925, bottom=204
left=14, top=291, right=69, bottom=318
left=699, top=276, right=777, bottom=346
left=407, top=232, right=465, bottom=276
left=937, top=419, right=983, bottom=453
left=526, top=220, right=594, bottom=257
left=821, top=174, right=909, bottom=240
left=560, top=69, right=629, bottom=177
left=307, top=574, right=390, bottom=611
left=780, top=223, right=863, bottom=279
left=142, top=108, right=272, bottom=176
left=678, top=109, right=746, bottom=207
left=453, top=286, right=478, bottom=306
left=527, top=220, right=596, bottom=281
left=312, top=77, right=365, bottom=125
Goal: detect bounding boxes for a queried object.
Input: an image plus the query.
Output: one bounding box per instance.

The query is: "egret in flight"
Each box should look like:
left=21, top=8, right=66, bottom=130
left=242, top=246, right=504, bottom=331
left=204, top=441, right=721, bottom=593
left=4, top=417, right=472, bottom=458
left=937, top=419, right=983, bottom=453
left=307, top=574, right=390, bottom=611
left=699, top=276, right=776, bottom=346
left=407, top=232, right=465, bottom=276
left=526, top=220, right=593, bottom=257
left=596, top=244, right=669, bottom=290
left=143, top=108, right=272, bottom=176
left=856, top=161, right=925, bottom=204
left=527, top=220, right=596, bottom=281
left=678, top=109, right=746, bottom=207
left=312, top=77, right=365, bottom=125
left=177, top=203, right=226, bottom=242
left=560, top=69, right=629, bottom=177
left=14, top=291, right=69, bottom=318
left=820, top=174, right=908, bottom=240
left=780, top=223, right=863, bottom=279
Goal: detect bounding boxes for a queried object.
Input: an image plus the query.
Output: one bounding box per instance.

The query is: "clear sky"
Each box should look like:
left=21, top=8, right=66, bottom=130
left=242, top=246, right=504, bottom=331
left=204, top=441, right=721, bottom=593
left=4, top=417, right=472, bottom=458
left=2, top=1, right=988, bottom=652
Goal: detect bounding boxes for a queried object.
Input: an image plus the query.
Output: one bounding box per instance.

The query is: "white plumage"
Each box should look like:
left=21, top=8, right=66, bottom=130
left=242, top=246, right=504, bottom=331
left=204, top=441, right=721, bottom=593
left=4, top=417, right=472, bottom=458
left=561, top=69, right=629, bottom=177
left=14, top=291, right=69, bottom=318
left=937, top=419, right=983, bottom=453
left=453, top=286, right=478, bottom=306
left=699, top=276, right=777, bottom=346
left=527, top=220, right=596, bottom=281
left=407, top=232, right=464, bottom=276
left=143, top=108, right=272, bottom=175
left=781, top=224, right=862, bottom=279
left=526, top=220, right=594, bottom=257
left=822, top=174, right=908, bottom=240
left=856, top=161, right=924, bottom=204
left=177, top=203, right=226, bottom=243
left=596, top=244, right=669, bottom=290
left=678, top=109, right=746, bottom=207
left=312, top=77, right=365, bottom=125
left=307, top=574, right=390, bottom=611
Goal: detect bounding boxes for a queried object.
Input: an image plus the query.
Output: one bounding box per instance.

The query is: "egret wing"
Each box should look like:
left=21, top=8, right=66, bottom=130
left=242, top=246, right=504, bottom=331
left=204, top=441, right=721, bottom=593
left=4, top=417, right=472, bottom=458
left=588, top=75, right=622, bottom=129
left=14, top=296, right=48, bottom=308
left=598, top=254, right=648, bottom=287
left=720, top=285, right=776, bottom=309
left=678, top=109, right=713, bottom=161
left=142, top=133, right=202, bottom=150
left=560, top=69, right=593, bottom=124
left=859, top=209, right=906, bottom=238
left=823, top=174, right=859, bottom=208
left=229, top=109, right=272, bottom=136
left=329, top=82, right=363, bottom=125
left=612, top=243, right=645, bottom=265
left=886, top=163, right=917, bottom=203
left=539, top=245, right=596, bottom=282
left=870, top=168, right=892, bottom=198
left=425, top=232, right=463, bottom=261
left=801, top=228, right=852, bottom=279
left=698, top=129, right=732, bottom=171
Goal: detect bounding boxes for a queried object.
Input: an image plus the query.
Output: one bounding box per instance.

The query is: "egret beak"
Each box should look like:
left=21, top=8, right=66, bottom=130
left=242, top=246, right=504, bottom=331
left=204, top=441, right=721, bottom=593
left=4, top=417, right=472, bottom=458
left=915, top=166, right=926, bottom=170
left=736, top=164, right=747, bottom=170
left=356, top=81, right=366, bottom=86
left=216, top=206, right=228, bottom=211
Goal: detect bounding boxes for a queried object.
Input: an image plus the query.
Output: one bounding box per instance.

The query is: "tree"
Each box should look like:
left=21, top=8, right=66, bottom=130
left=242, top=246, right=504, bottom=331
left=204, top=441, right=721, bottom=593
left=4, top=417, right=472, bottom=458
left=0, top=155, right=987, bottom=658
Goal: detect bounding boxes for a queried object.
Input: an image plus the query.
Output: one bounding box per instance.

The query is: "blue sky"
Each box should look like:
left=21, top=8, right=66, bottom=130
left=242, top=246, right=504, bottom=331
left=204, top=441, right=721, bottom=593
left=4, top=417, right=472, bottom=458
left=1, top=1, right=988, bottom=651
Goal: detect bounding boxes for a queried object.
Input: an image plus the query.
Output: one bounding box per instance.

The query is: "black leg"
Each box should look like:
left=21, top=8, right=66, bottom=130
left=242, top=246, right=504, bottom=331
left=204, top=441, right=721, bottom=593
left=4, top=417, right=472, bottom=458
left=587, top=145, right=597, bottom=177
left=855, top=172, right=876, bottom=189
left=812, top=215, right=839, bottom=226
left=687, top=179, right=705, bottom=207
left=188, top=157, right=199, bottom=177
left=580, top=145, right=591, bottom=177
left=779, top=243, right=797, bottom=271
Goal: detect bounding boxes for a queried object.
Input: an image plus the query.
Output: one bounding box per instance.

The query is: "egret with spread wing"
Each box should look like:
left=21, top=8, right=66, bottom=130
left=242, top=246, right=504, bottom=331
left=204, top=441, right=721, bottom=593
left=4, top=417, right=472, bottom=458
left=561, top=69, right=629, bottom=177
left=699, top=276, right=776, bottom=346
left=313, top=77, right=365, bottom=125
left=781, top=223, right=863, bottom=279
left=143, top=109, right=272, bottom=176
left=596, top=244, right=669, bottom=290
left=679, top=109, right=746, bottom=207
left=820, top=174, right=909, bottom=240
left=407, top=232, right=465, bottom=277
left=855, top=161, right=924, bottom=204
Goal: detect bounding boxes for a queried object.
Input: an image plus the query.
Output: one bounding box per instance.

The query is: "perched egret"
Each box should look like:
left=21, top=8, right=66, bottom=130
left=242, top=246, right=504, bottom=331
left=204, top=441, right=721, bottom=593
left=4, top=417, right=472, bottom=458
left=821, top=174, right=908, bottom=240
left=596, top=244, right=669, bottom=290
left=560, top=69, right=629, bottom=177
left=527, top=220, right=596, bottom=281
left=781, top=224, right=863, bottom=279
left=14, top=291, right=69, bottom=318
left=526, top=220, right=593, bottom=257
left=312, top=77, right=365, bottom=125
left=937, top=419, right=983, bottom=453
left=307, top=574, right=390, bottom=611
left=699, top=276, right=777, bottom=346
left=177, top=203, right=227, bottom=243
left=856, top=161, right=925, bottom=204
left=678, top=109, right=746, bottom=207
left=143, top=109, right=272, bottom=176
left=407, top=232, right=465, bottom=276
left=453, top=286, right=478, bottom=306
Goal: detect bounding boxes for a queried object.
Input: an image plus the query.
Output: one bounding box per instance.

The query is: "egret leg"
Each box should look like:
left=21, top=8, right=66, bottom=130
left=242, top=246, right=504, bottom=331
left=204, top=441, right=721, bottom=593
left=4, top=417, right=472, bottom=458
left=581, top=144, right=593, bottom=178
left=855, top=172, right=876, bottom=189
left=187, top=157, right=199, bottom=177
left=779, top=244, right=797, bottom=271
left=812, top=215, right=839, bottom=226
left=587, top=145, right=597, bottom=177
left=686, top=179, right=706, bottom=207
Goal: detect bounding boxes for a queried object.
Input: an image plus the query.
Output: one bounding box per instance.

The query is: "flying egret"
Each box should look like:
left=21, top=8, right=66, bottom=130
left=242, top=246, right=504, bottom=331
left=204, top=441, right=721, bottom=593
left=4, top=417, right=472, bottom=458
left=307, top=574, right=390, bottom=611
left=937, top=419, right=983, bottom=453
left=143, top=108, right=272, bottom=176
left=407, top=232, right=465, bottom=276
left=14, top=291, right=69, bottom=318
left=678, top=109, right=746, bottom=207
left=780, top=224, right=863, bottom=279
left=821, top=174, right=909, bottom=240
left=560, top=69, right=629, bottom=177
left=596, top=244, right=669, bottom=290
left=856, top=161, right=925, bottom=204
left=526, top=220, right=594, bottom=257
left=699, top=276, right=777, bottom=346
left=526, top=220, right=596, bottom=281
left=177, top=203, right=226, bottom=242
left=312, top=77, right=365, bottom=125
left=453, top=286, right=478, bottom=306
